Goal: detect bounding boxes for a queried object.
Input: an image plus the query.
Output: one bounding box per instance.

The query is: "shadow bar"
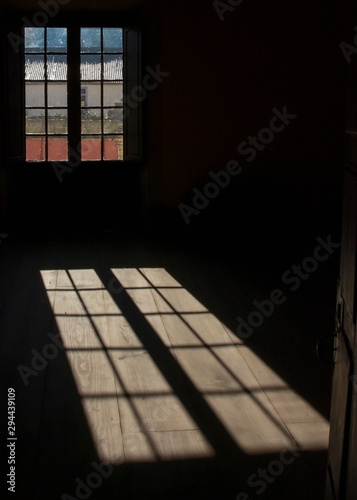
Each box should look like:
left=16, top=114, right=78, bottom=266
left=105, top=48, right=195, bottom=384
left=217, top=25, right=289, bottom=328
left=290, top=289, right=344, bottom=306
left=96, top=266, right=246, bottom=462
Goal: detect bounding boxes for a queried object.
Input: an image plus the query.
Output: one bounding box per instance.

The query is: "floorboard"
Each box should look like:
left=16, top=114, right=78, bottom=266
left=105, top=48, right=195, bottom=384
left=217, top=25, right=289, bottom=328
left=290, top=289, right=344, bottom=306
left=0, top=235, right=335, bottom=500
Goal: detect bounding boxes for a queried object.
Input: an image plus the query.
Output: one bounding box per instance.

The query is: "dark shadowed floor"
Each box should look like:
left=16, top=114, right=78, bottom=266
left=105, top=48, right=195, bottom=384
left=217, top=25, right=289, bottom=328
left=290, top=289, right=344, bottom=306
left=0, top=231, right=338, bottom=500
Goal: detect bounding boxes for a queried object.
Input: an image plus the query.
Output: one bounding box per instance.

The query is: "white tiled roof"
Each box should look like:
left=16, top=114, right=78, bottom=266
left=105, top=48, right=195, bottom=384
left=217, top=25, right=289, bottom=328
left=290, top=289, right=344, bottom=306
left=25, top=58, right=123, bottom=81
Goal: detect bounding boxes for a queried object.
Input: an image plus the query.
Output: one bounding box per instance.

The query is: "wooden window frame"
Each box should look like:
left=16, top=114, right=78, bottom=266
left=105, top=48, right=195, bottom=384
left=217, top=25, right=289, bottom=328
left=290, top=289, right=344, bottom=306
left=3, top=12, right=143, bottom=166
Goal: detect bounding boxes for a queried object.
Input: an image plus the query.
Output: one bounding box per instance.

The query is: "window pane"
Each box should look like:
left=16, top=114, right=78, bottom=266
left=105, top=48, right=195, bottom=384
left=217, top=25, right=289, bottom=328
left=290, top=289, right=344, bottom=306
left=81, top=87, right=88, bottom=107
left=82, top=136, right=102, bottom=161
left=25, top=55, right=45, bottom=80
left=25, top=28, right=44, bottom=52
left=25, top=26, right=126, bottom=163
left=47, top=55, right=67, bottom=80
left=104, top=136, right=123, bottom=160
left=26, top=136, right=46, bottom=161
left=47, top=28, right=67, bottom=53
left=82, top=109, right=101, bottom=134
left=104, top=83, right=123, bottom=107
left=48, top=83, right=67, bottom=107
left=26, top=82, right=45, bottom=107
left=81, top=84, right=101, bottom=107
left=81, top=55, right=101, bottom=80
left=48, top=136, right=68, bottom=161
left=103, top=28, right=123, bottom=53
left=48, top=109, right=68, bottom=134
left=104, top=109, right=123, bottom=134
left=81, top=28, right=101, bottom=53
left=103, top=55, right=123, bottom=80
left=26, top=109, right=45, bottom=134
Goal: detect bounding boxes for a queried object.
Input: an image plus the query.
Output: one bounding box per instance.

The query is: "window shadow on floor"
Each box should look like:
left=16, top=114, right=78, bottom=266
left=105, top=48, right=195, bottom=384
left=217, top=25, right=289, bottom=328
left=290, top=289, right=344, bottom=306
left=0, top=235, right=331, bottom=500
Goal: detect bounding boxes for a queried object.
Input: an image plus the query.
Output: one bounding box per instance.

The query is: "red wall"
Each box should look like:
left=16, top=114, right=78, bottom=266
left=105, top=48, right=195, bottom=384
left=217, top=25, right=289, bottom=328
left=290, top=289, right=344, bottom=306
left=146, top=0, right=346, bottom=211
left=0, top=0, right=350, bottom=239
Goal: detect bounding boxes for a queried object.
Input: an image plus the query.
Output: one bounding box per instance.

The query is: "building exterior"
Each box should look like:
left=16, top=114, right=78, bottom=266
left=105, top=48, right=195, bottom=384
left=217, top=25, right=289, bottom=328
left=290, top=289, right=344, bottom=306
left=25, top=58, right=123, bottom=161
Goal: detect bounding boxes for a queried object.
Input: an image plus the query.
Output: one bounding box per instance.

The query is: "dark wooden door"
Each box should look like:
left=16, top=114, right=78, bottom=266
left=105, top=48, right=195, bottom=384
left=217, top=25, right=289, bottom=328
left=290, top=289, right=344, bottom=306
left=325, top=132, right=357, bottom=500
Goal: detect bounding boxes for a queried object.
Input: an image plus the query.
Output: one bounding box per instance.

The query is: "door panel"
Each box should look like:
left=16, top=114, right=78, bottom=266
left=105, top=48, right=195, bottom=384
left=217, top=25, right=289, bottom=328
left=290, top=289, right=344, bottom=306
left=340, top=158, right=357, bottom=339
left=325, top=133, right=357, bottom=500
left=326, top=327, right=353, bottom=499
left=346, top=321, right=357, bottom=499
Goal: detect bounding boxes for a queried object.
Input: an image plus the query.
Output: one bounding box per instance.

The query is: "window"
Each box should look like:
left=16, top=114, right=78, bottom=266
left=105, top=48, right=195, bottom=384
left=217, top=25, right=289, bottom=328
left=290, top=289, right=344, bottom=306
left=80, top=27, right=123, bottom=161
left=24, top=27, right=125, bottom=162
left=25, top=27, right=68, bottom=161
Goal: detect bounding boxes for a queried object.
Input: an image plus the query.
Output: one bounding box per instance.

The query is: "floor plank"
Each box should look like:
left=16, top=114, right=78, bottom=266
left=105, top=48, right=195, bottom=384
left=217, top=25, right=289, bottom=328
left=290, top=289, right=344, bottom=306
left=0, top=236, right=333, bottom=500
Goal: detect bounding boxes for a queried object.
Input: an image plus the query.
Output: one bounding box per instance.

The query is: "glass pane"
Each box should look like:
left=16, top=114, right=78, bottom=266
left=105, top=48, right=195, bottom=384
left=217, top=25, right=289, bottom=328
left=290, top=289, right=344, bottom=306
left=25, top=55, right=45, bottom=80
left=26, top=109, right=45, bottom=134
left=26, top=82, right=45, bottom=107
left=26, top=136, right=46, bottom=161
left=104, top=83, right=123, bottom=107
left=25, top=28, right=44, bottom=52
left=103, top=55, right=123, bottom=80
left=81, top=28, right=101, bottom=53
left=81, top=109, right=101, bottom=134
left=48, top=109, right=68, bottom=134
left=82, top=136, right=101, bottom=161
left=47, top=55, right=67, bottom=80
left=104, top=109, right=123, bottom=134
left=81, top=84, right=101, bottom=107
left=47, top=28, right=67, bottom=53
left=48, top=136, right=68, bottom=161
left=104, top=136, right=123, bottom=161
left=103, top=28, right=123, bottom=52
left=81, top=55, right=101, bottom=80
left=48, top=83, right=67, bottom=107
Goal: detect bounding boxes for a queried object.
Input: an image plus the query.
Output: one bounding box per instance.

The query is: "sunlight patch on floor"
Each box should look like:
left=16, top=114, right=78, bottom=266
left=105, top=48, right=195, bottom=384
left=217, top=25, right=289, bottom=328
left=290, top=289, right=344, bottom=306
left=40, top=268, right=329, bottom=463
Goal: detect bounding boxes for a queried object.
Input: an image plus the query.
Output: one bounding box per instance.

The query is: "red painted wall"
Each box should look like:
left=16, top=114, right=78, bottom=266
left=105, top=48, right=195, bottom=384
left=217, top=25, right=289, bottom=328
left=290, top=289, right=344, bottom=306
left=146, top=0, right=346, bottom=209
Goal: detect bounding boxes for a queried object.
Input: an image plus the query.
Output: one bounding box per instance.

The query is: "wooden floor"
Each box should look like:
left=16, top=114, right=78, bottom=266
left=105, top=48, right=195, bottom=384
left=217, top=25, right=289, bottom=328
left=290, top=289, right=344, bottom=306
left=0, top=234, right=336, bottom=499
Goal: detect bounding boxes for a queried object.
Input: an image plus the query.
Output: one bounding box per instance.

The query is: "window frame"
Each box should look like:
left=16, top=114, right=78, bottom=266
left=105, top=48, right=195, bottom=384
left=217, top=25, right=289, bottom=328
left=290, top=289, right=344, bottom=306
left=4, top=11, right=143, bottom=167
left=24, top=25, right=125, bottom=164
left=24, top=26, right=69, bottom=162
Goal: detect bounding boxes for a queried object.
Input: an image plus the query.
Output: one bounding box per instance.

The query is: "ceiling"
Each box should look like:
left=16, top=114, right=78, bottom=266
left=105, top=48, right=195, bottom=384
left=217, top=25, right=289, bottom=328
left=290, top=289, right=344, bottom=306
left=1, top=0, right=149, bottom=12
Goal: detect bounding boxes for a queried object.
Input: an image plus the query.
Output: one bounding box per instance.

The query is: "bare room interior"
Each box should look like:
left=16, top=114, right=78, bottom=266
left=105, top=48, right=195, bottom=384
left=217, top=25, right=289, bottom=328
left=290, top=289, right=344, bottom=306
left=0, top=1, right=356, bottom=499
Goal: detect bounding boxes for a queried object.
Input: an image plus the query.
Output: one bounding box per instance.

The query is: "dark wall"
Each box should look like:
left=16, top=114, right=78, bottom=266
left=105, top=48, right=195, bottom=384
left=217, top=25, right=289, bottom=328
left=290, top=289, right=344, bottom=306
left=146, top=0, right=347, bottom=259
left=0, top=0, right=350, bottom=253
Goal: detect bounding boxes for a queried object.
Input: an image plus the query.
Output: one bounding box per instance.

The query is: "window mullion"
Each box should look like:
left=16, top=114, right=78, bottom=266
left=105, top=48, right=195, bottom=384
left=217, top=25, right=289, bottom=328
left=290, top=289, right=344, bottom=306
left=44, top=28, right=48, bottom=161
left=67, top=27, right=81, bottom=162
left=101, top=28, right=104, bottom=161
